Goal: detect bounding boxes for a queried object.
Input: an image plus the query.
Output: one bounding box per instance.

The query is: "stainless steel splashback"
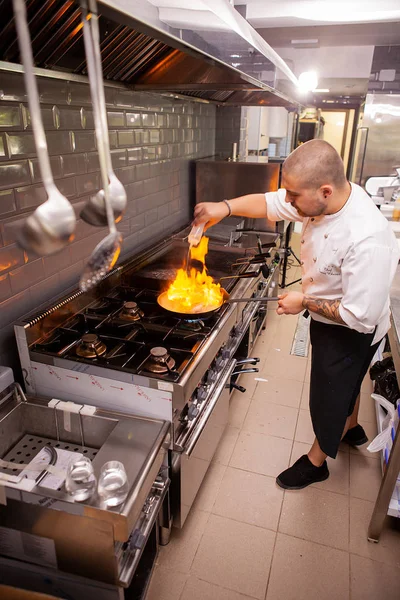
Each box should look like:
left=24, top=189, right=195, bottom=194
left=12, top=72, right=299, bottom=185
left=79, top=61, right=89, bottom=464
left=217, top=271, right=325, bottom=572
left=352, top=94, right=400, bottom=187
left=196, top=158, right=280, bottom=233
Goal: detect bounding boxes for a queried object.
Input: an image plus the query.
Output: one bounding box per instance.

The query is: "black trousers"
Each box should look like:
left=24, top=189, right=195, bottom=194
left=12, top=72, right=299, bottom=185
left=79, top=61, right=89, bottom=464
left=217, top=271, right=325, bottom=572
left=309, top=319, right=381, bottom=458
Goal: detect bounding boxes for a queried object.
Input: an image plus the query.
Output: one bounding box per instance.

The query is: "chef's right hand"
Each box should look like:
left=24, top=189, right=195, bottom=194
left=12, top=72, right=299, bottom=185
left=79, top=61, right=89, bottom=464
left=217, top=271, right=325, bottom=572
left=193, top=202, right=230, bottom=231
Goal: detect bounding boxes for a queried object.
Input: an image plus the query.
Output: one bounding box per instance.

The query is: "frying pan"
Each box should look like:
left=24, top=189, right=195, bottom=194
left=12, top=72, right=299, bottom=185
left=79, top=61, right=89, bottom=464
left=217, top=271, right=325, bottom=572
left=157, top=289, right=280, bottom=320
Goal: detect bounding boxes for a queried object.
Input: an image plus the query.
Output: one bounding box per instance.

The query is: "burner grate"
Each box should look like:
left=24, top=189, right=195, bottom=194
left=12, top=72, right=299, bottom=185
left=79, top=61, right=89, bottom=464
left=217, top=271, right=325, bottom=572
left=28, top=242, right=259, bottom=381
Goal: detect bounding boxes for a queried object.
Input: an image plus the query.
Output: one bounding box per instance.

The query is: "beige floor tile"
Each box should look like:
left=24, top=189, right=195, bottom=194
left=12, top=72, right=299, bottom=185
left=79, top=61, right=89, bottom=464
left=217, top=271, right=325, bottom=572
left=254, top=323, right=279, bottom=355
left=294, top=409, right=315, bottom=445
left=157, top=509, right=210, bottom=574
left=275, top=314, right=298, bottom=337
left=300, top=381, right=309, bottom=409
left=266, top=533, right=350, bottom=600
left=230, top=430, right=292, bottom=477
left=228, top=393, right=252, bottom=428
left=146, top=566, right=188, bottom=600
left=361, top=374, right=373, bottom=395
left=350, top=554, right=400, bottom=600
left=294, top=408, right=349, bottom=454
left=265, top=341, right=291, bottom=363
left=181, top=577, right=255, bottom=600
left=349, top=497, right=400, bottom=568
left=243, top=400, right=298, bottom=440
left=350, top=454, right=382, bottom=502
left=267, top=324, right=297, bottom=354
left=358, top=392, right=377, bottom=423
left=212, top=426, right=241, bottom=466
left=304, top=358, right=311, bottom=383
left=261, top=350, right=307, bottom=382
left=290, top=282, right=303, bottom=293
left=252, top=375, right=303, bottom=409
left=279, top=487, right=350, bottom=551
left=235, top=371, right=258, bottom=397
left=191, top=514, right=275, bottom=599
left=291, top=441, right=350, bottom=496
left=193, top=462, right=227, bottom=512
left=349, top=420, right=379, bottom=459
left=266, top=309, right=283, bottom=323
left=212, top=467, right=284, bottom=531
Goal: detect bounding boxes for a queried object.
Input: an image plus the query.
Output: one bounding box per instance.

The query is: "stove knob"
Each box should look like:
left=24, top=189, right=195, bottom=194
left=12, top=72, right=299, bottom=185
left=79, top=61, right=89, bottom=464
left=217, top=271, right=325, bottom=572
left=187, top=403, right=199, bottom=420
left=130, top=529, right=146, bottom=551
left=233, top=325, right=242, bottom=338
left=206, top=369, right=217, bottom=384
left=261, top=264, right=270, bottom=279
left=221, top=346, right=231, bottom=360
left=197, top=387, right=207, bottom=402
left=215, top=356, right=226, bottom=369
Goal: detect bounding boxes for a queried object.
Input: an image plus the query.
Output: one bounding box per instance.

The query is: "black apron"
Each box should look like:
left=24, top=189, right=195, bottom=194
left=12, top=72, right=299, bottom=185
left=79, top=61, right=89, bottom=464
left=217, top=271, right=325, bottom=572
left=309, top=318, right=381, bottom=458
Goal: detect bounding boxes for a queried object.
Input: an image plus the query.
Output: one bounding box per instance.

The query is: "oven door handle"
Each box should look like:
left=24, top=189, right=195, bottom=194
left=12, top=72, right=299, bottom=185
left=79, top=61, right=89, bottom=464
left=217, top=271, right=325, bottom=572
left=184, top=360, right=237, bottom=458
left=118, top=477, right=170, bottom=588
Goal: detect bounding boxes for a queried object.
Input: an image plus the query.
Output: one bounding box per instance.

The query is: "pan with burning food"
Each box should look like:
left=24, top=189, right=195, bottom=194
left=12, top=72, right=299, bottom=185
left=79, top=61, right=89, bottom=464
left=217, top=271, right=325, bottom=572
left=157, top=235, right=279, bottom=318
left=157, top=288, right=279, bottom=319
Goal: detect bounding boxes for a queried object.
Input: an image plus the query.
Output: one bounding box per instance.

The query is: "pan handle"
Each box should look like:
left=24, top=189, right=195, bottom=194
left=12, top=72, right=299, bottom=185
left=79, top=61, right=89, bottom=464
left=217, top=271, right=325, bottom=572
left=227, top=296, right=280, bottom=303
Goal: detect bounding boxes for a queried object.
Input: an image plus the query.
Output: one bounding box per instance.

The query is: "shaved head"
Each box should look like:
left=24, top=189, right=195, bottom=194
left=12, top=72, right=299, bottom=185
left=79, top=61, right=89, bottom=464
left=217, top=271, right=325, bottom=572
left=281, top=140, right=351, bottom=217
left=283, top=140, right=347, bottom=190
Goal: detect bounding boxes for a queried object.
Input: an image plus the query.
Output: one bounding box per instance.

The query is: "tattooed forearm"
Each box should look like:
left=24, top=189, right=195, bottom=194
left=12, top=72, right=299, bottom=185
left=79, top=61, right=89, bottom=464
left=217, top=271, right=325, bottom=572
left=302, top=295, right=345, bottom=325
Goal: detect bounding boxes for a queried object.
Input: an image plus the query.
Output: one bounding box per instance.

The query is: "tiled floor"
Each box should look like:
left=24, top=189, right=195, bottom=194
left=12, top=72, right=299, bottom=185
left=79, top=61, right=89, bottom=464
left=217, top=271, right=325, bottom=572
left=147, top=260, right=400, bottom=600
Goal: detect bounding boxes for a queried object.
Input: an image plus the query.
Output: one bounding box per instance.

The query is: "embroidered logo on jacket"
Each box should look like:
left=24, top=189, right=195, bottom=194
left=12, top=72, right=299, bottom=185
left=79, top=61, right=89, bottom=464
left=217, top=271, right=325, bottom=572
left=319, top=263, right=341, bottom=276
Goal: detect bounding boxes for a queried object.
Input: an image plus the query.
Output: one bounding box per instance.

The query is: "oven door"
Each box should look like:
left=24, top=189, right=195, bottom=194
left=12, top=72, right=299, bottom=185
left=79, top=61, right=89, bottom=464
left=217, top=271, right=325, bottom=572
left=171, top=360, right=236, bottom=528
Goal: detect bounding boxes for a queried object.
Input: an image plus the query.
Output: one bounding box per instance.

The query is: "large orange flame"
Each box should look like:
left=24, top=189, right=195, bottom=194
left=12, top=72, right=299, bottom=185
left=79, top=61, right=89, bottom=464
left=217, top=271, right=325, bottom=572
left=166, top=237, right=224, bottom=312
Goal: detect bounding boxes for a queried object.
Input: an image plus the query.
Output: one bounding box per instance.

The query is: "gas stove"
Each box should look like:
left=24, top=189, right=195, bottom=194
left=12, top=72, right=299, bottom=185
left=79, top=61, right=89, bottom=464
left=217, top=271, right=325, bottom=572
left=15, top=228, right=280, bottom=527
left=16, top=232, right=278, bottom=409
left=29, top=285, right=218, bottom=384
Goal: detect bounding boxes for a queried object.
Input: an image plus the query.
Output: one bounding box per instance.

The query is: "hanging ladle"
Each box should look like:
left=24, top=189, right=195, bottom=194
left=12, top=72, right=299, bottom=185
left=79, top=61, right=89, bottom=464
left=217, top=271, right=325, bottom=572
left=79, top=0, right=126, bottom=227
left=79, top=3, right=122, bottom=292
left=13, top=0, right=76, bottom=255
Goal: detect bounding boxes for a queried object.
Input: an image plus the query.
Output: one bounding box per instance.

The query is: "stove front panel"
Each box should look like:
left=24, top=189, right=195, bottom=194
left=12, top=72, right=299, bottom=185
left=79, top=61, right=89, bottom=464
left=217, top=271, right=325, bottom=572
left=29, top=361, right=173, bottom=422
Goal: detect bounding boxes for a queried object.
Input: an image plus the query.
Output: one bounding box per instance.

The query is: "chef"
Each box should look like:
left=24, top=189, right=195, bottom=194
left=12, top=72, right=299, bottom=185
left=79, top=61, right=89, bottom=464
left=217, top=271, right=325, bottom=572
left=193, top=139, right=400, bottom=490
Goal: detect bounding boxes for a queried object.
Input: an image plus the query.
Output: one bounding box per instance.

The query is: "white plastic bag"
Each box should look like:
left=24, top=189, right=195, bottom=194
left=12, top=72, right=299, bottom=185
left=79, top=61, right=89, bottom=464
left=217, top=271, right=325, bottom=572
left=367, top=394, right=399, bottom=453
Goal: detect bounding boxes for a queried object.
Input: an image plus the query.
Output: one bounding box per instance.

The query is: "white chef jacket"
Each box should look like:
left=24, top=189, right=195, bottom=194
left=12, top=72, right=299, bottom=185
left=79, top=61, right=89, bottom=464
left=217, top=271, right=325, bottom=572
left=265, top=183, right=400, bottom=344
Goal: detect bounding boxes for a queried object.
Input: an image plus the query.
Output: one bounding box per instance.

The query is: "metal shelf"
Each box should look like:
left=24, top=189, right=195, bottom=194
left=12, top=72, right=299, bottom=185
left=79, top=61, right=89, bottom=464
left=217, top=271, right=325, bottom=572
left=374, top=400, right=400, bottom=518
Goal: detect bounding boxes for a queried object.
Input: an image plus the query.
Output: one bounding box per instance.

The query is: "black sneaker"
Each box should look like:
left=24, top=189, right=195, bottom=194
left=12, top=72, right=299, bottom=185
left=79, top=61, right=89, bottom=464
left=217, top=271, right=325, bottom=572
left=342, top=424, right=368, bottom=446
left=276, top=455, right=329, bottom=490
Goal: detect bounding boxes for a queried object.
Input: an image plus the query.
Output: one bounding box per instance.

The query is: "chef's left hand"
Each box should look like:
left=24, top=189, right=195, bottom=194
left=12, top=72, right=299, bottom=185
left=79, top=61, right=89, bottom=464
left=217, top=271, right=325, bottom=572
left=277, top=292, right=304, bottom=315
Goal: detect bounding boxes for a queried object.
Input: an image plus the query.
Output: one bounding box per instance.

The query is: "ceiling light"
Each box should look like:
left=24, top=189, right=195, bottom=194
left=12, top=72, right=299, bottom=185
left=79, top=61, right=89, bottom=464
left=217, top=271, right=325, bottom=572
left=298, top=71, right=318, bottom=92
left=291, top=38, right=319, bottom=45
left=313, top=89, right=330, bottom=93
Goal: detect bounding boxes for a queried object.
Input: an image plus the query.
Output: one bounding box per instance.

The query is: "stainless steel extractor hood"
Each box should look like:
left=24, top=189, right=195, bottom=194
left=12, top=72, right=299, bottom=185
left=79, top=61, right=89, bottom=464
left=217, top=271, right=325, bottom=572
left=0, top=0, right=300, bottom=108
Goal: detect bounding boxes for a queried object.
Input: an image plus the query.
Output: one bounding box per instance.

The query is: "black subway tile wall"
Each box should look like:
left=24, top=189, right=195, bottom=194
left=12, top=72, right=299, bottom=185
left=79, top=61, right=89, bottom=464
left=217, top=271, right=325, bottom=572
left=215, top=105, right=248, bottom=158
left=0, top=72, right=217, bottom=371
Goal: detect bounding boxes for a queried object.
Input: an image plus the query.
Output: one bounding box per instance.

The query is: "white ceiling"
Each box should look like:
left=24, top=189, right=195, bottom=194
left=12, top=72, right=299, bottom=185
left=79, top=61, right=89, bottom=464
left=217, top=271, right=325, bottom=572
left=235, top=1, right=400, bottom=101
left=147, top=0, right=399, bottom=102
left=236, top=0, right=400, bottom=29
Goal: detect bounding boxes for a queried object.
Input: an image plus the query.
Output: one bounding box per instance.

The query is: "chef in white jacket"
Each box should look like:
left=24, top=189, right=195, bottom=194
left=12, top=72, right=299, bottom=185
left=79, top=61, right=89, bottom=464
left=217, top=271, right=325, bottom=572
left=193, top=139, right=399, bottom=490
